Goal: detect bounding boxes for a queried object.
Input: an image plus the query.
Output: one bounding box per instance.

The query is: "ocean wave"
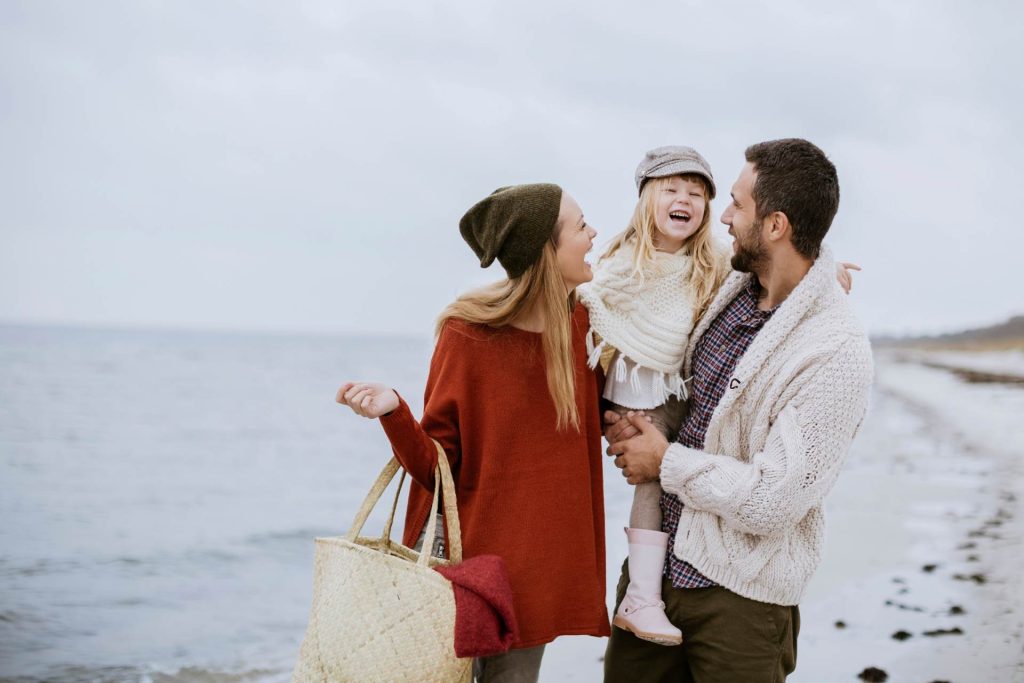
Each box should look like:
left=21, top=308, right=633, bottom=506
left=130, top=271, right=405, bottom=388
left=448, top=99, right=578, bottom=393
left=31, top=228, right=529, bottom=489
left=143, top=665, right=283, bottom=683
left=0, top=665, right=284, bottom=683
left=0, top=558, right=83, bottom=578
left=242, top=528, right=331, bottom=547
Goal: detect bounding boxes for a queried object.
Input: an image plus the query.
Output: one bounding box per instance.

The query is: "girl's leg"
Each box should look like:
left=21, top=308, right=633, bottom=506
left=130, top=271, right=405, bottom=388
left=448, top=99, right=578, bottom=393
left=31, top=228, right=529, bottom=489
left=629, top=481, right=663, bottom=530
left=644, top=398, right=683, bottom=442
left=611, top=402, right=681, bottom=646
left=613, top=526, right=682, bottom=646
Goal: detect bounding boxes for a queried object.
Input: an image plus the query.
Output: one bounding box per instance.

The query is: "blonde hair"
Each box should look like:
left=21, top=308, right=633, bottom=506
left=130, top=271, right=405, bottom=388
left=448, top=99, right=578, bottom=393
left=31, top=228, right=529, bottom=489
left=600, top=174, right=727, bottom=323
left=436, top=237, right=580, bottom=432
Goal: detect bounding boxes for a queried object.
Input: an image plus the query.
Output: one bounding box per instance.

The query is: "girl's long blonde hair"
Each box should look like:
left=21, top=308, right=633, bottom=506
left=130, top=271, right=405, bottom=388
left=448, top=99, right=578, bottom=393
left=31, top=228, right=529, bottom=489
left=600, top=174, right=727, bottom=323
left=436, top=235, right=580, bottom=432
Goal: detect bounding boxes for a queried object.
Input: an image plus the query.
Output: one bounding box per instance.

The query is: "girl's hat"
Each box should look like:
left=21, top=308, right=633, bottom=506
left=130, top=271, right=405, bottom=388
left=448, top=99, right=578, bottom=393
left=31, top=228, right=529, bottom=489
left=459, top=183, right=563, bottom=279
left=635, top=146, right=716, bottom=199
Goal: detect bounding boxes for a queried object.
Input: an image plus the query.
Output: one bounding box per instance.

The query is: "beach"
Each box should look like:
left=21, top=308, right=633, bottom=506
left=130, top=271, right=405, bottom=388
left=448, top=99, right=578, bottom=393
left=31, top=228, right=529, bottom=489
left=1, top=326, right=1022, bottom=682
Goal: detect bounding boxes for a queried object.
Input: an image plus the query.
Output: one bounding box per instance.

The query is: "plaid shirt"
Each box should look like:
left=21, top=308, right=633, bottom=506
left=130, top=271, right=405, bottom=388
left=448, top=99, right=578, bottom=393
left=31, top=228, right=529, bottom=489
left=662, top=277, right=777, bottom=589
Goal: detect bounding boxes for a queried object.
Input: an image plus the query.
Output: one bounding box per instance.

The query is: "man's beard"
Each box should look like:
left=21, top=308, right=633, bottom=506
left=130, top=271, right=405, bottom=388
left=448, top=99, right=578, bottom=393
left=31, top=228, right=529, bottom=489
left=731, top=221, right=767, bottom=273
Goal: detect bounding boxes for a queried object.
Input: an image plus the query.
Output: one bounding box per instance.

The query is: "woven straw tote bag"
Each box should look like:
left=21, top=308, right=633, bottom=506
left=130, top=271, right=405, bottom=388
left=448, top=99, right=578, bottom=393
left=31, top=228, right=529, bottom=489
left=292, top=440, right=473, bottom=683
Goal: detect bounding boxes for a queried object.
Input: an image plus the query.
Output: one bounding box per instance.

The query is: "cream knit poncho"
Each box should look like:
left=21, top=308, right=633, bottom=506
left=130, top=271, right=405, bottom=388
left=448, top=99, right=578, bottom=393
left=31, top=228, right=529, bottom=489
left=577, top=243, right=696, bottom=403
left=660, top=246, right=874, bottom=606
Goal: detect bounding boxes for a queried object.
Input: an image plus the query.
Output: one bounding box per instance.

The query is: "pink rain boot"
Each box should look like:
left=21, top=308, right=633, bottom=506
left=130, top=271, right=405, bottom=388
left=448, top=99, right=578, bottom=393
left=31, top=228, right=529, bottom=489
left=612, top=528, right=683, bottom=646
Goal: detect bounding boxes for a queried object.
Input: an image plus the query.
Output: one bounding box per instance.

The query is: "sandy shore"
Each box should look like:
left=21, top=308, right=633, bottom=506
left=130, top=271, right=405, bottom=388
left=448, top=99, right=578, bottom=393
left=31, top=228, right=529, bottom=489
left=888, top=348, right=1024, bottom=385
left=540, top=351, right=1024, bottom=682
left=792, top=354, right=1023, bottom=682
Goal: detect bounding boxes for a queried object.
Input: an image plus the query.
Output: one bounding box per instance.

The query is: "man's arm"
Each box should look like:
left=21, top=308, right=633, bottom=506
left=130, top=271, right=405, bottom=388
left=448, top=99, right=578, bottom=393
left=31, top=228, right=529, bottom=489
left=659, top=338, right=873, bottom=536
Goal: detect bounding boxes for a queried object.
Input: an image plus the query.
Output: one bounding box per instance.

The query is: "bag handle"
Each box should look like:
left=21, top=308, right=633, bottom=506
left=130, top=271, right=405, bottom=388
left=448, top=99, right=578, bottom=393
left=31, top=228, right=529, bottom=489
left=418, top=439, right=462, bottom=565
left=345, top=438, right=463, bottom=565
left=379, top=467, right=406, bottom=547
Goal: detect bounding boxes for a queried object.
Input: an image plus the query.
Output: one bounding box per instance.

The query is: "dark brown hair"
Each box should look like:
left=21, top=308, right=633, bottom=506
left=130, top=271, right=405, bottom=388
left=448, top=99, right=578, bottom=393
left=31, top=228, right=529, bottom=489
left=745, top=138, right=840, bottom=259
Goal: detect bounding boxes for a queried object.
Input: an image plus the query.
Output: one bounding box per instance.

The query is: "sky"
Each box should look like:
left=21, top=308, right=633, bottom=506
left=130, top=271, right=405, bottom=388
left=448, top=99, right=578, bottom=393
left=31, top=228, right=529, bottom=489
left=1, top=0, right=1022, bottom=337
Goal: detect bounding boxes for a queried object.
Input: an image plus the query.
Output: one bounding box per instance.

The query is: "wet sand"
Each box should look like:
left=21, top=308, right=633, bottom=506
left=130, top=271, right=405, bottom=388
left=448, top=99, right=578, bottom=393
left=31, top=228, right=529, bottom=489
left=791, top=354, right=1023, bottom=682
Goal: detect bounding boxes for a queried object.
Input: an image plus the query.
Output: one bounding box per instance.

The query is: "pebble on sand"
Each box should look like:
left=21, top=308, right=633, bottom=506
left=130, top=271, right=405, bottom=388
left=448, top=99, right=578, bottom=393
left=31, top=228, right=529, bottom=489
left=922, top=626, right=965, bottom=637
left=952, top=572, right=988, bottom=584
left=884, top=599, right=924, bottom=612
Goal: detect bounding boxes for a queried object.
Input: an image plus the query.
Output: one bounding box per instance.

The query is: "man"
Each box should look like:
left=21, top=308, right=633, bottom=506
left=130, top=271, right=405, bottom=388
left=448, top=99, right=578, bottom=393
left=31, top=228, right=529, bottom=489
left=603, top=138, right=874, bottom=682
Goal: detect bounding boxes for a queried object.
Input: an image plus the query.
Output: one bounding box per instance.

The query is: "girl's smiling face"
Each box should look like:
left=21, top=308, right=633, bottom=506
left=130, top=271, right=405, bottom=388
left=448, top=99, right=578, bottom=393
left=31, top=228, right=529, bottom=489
left=651, top=175, right=708, bottom=253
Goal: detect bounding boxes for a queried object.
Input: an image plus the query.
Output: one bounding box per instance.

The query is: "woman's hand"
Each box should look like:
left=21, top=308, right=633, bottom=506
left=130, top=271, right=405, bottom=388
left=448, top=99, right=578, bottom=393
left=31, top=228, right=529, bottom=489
left=336, top=382, right=400, bottom=418
left=836, top=262, right=861, bottom=294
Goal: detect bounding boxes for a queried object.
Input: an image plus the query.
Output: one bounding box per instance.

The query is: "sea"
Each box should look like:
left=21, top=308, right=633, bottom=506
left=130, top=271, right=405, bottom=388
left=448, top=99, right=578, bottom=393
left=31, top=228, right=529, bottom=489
left=0, top=323, right=439, bottom=682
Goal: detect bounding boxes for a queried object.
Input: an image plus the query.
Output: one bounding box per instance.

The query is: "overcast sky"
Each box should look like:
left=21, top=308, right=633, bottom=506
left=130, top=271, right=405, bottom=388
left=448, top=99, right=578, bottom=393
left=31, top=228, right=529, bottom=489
left=2, top=0, right=1021, bottom=337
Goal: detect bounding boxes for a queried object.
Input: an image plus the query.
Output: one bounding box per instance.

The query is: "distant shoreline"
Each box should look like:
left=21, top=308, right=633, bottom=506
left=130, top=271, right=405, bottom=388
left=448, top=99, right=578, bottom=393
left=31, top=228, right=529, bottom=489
left=872, top=315, right=1024, bottom=353
left=881, top=347, right=1024, bottom=385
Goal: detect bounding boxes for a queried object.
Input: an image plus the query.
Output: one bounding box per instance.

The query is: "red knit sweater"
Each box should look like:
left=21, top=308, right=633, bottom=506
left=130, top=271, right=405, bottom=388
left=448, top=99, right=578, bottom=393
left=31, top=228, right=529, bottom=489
left=380, top=303, right=610, bottom=648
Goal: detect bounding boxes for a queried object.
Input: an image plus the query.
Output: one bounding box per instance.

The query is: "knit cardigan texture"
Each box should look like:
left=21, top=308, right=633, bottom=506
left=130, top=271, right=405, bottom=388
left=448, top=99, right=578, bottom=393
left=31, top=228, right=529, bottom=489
left=577, top=242, right=697, bottom=401
left=379, top=303, right=610, bottom=648
left=660, top=246, right=874, bottom=606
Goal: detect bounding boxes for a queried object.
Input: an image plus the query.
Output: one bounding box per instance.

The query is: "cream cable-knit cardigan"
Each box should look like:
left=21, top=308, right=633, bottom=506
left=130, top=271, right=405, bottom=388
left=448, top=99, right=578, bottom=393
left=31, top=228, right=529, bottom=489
left=659, top=245, right=874, bottom=606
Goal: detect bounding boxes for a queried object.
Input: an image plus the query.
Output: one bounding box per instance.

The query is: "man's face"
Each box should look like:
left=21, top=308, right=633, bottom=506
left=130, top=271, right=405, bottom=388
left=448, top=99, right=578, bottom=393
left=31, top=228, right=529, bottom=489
left=720, top=162, right=768, bottom=273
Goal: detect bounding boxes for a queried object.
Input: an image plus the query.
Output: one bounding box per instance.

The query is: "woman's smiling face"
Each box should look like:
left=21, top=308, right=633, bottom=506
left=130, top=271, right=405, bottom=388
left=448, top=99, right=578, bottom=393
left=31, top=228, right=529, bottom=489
left=554, top=192, right=597, bottom=291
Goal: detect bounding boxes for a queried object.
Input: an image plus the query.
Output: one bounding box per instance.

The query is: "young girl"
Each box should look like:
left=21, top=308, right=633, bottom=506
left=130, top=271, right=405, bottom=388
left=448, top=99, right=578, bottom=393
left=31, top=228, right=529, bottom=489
left=337, top=183, right=609, bottom=682
left=577, top=146, right=726, bottom=647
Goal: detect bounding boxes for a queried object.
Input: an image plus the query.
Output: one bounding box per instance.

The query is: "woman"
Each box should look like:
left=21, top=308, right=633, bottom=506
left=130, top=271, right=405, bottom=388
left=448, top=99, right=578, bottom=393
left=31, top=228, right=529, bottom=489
left=337, top=183, right=609, bottom=682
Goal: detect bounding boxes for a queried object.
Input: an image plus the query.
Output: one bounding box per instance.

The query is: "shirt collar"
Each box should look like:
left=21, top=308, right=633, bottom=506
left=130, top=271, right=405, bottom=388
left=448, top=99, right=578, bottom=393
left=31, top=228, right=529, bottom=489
left=743, top=277, right=779, bottom=319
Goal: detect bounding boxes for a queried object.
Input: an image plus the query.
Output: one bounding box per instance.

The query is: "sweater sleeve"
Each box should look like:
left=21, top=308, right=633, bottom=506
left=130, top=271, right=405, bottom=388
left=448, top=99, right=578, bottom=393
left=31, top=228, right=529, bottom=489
left=659, top=336, right=873, bottom=536
left=379, top=323, right=464, bottom=491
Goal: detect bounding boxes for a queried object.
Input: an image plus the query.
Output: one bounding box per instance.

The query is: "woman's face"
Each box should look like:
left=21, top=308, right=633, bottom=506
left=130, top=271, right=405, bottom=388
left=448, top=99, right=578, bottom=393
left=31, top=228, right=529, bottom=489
left=651, top=175, right=707, bottom=253
left=554, top=192, right=597, bottom=291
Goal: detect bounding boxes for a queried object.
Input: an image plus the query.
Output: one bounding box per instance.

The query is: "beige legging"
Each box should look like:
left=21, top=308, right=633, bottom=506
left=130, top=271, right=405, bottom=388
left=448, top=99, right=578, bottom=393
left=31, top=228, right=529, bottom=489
left=610, top=396, right=686, bottom=530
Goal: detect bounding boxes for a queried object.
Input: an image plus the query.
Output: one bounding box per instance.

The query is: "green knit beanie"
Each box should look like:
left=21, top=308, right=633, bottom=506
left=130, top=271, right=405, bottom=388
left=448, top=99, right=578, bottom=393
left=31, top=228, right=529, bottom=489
left=459, top=183, right=563, bottom=279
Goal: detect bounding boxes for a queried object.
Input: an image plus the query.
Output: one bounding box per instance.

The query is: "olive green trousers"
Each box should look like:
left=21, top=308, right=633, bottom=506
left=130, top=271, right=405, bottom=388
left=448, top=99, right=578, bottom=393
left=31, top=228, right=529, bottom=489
left=603, top=561, right=799, bottom=683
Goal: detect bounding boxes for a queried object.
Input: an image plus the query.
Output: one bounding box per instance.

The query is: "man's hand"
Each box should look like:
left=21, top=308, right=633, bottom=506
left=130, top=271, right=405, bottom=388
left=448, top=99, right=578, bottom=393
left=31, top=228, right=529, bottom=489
left=603, top=409, right=652, bottom=445
left=608, top=413, right=670, bottom=485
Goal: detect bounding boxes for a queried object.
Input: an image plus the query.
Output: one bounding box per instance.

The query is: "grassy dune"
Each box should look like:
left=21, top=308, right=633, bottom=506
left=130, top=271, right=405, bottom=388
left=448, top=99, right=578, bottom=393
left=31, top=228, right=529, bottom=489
left=873, top=315, right=1024, bottom=352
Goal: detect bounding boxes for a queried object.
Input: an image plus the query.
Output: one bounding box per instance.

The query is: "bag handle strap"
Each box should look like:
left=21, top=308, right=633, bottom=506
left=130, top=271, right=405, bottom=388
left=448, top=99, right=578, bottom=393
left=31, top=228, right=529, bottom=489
left=345, top=457, right=401, bottom=541
left=379, top=467, right=405, bottom=547
left=418, top=439, right=463, bottom=565
left=345, top=438, right=463, bottom=565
